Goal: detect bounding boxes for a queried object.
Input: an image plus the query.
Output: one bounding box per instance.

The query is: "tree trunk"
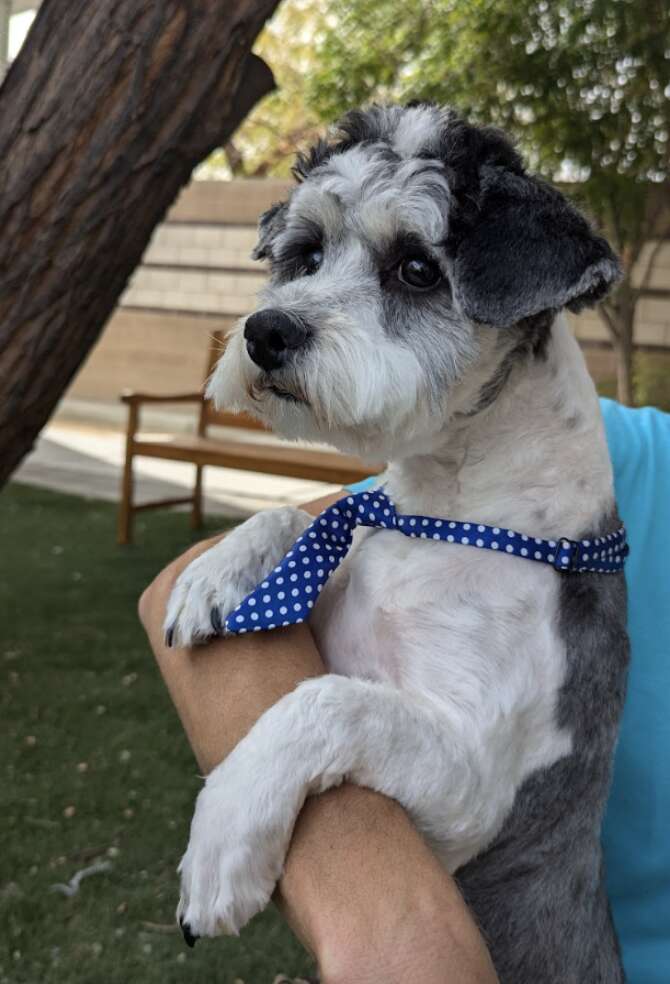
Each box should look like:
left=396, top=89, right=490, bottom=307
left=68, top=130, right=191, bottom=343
left=0, top=0, right=279, bottom=487
left=613, top=321, right=635, bottom=407
left=598, top=279, right=637, bottom=407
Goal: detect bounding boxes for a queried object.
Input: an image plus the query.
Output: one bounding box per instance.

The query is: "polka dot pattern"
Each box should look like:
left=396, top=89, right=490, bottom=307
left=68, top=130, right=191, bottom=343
left=222, top=490, right=629, bottom=635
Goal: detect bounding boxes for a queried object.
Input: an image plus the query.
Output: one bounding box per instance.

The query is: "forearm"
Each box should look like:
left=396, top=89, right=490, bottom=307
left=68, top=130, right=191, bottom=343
left=139, top=518, right=497, bottom=983
left=283, top=786, right=498, bottom=984
left=145, top=610, right=321, bottom=775
left=138, top=496, right=338, bottom=771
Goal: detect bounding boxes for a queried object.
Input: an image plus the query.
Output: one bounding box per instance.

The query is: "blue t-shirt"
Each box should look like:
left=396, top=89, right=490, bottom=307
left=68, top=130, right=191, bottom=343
left=347, top=399, right=670, bottom=981
left=601, top=399, right=670, bottom=983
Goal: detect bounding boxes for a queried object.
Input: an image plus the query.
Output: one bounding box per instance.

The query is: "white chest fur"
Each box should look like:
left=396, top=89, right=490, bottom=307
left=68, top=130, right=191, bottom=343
left=312, top=528, right=573, bottom=866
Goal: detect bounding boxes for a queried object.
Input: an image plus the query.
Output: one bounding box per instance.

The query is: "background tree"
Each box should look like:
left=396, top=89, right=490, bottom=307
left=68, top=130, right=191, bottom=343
left=0, top=0, right=280, bottom=487
left=303, top=0, right=670, bottom=405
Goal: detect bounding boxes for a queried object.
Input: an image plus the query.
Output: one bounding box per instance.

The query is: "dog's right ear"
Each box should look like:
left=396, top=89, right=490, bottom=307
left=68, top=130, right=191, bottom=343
left=252, top=201, right=289, bottom=261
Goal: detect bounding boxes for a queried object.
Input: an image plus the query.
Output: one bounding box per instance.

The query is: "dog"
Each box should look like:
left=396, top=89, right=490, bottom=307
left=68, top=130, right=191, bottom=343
left=165, top=103, right=629, bottom=982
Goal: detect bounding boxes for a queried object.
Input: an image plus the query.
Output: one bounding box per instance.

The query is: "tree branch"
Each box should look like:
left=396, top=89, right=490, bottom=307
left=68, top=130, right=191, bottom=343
left=598, top=300, right=621, bottom=343
left=638, top=222, right=670, bottom=293
left=223, top=139, right=246, bottom=176
left=605, top=191, right=627, bottom=259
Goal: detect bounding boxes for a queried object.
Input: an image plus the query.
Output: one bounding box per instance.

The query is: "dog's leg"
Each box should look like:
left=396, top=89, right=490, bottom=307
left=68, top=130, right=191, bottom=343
left=164, top=506, right=312, bottom=647
left=178, top=674, right=502, bottom=938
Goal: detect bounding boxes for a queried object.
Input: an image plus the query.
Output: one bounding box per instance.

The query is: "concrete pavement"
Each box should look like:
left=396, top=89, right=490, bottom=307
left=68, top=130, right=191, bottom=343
left=13, top=419, right=342, bottom=520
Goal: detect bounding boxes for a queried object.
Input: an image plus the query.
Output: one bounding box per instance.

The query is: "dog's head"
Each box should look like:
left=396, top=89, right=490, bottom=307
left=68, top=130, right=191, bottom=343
left=209, top=104, right=620, bottom=460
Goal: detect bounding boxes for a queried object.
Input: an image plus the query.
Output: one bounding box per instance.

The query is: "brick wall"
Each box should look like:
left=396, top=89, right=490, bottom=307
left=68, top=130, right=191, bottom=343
left=66, top=179, right=670, bottom=408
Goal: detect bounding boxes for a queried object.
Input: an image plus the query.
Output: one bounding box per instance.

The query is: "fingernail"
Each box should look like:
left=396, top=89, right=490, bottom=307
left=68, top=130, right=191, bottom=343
left=210, top=606, right=223, bottom=635
left=179, top=915, right=199, bottom=948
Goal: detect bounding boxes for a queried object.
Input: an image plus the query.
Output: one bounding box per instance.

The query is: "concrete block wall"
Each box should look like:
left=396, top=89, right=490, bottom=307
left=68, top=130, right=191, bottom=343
left=140, top=224, right=259, bottom=270
left=122, top=256, right=266, bottom=316
left=117, top=180, right=289, bottom=319
left=66, top=178, right=669, bottom=415
left=67, top=180, right=291, bottom=411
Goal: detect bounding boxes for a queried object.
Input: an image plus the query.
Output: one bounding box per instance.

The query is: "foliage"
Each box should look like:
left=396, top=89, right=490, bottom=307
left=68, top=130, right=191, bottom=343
left=307, top=0, right=669, bottom=238
left=0, top=484, right=314, bottom=984
left=221, top=0, right=670, bottom=238
left=207, top=0, right=670, bottom=237
left=226, top=0, right=670, bottom=239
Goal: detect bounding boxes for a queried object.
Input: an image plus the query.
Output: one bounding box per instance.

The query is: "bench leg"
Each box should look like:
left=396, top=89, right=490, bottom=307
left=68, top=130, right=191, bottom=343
left=118, top=407, right=138, bottom=545
left=117, top=451, right=135, bottom=545
left=191, top=464, right=204, bottom=530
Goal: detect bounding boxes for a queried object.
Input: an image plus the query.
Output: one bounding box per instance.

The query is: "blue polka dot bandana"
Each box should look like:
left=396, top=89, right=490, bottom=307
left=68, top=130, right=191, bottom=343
left=223, top=489, right=629, bottom=635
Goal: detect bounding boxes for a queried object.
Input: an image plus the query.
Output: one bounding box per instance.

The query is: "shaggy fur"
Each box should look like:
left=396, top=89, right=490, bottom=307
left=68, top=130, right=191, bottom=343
left=166, top=104, right=628, bottom=982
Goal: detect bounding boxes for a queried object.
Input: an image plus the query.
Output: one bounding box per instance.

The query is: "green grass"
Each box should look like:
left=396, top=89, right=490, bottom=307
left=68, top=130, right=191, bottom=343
left=0, top=484, right=315, bottom=984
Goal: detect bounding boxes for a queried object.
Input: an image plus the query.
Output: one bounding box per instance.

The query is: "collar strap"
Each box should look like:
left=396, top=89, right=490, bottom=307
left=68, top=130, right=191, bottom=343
left=223, top=489, right=628, bottom=635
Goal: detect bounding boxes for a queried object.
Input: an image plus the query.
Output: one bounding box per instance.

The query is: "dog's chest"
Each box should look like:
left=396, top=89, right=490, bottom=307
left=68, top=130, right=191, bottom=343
left=312, top=528, right=572, bottom=777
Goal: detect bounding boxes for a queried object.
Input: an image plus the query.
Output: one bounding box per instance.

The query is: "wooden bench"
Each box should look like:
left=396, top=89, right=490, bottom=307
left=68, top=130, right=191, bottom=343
left=117, top=330, right=378, bottom=543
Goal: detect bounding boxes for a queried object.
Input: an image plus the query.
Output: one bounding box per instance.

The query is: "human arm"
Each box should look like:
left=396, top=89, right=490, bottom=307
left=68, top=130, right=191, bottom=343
left=138, top=496, right=498, bottom=984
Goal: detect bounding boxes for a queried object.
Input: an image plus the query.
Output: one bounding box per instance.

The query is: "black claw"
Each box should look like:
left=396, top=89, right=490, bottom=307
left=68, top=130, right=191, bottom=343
left=179, top=915, right=199, bottom=948
left=210, top=606, right=223, bottom=636
left=165, top=626, right=175, bottom=648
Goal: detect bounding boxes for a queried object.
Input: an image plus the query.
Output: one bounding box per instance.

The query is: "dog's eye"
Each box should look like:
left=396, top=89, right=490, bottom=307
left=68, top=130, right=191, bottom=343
left=302, top=246, right=323, bottom=276
left=398, top=256, right=442, bottom=291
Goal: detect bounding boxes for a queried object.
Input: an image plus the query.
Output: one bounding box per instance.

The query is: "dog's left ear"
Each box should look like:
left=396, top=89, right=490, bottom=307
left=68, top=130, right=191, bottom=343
left=450, top=166, right=621, bottom=328
left=252, top=201, right=289, bottom=261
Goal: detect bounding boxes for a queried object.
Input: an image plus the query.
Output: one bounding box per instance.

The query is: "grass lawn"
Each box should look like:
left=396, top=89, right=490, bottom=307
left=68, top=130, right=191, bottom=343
left=1, top=483, right=315, bottom=984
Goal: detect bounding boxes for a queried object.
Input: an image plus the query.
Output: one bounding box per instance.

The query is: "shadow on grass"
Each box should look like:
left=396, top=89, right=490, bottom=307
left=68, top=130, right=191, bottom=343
left=1, top=483, right=315, bottom=984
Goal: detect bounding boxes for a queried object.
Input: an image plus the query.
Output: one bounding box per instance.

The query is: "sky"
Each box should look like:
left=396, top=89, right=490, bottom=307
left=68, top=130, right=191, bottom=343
left=9, top=10, right=35, bottom=60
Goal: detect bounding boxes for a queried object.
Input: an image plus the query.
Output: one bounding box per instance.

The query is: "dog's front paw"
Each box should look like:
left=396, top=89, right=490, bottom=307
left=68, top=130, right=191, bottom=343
left=164, top=542, right=252, bottom=648
left=164, top=506, right=311, bottom=647
left=177, top=762, right=287, bottom=939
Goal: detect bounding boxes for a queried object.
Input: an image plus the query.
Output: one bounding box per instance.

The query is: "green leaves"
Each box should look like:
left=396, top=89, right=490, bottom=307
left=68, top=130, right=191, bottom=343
left=227, top=0, right=668, bottom=260
left=302, top=0, right=669, bottom=234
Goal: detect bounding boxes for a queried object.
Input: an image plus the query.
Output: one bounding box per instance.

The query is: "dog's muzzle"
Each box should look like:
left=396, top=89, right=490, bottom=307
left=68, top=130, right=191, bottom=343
left=244, top=309, right=310, bottom=373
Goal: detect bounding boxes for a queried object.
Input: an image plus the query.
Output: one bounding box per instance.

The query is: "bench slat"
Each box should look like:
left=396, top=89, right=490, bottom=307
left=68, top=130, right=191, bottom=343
left=132, top=433, right=377, bottom=485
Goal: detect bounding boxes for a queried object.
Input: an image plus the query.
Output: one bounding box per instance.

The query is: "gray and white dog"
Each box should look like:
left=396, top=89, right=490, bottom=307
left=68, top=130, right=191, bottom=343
left=166, top=104, right=629, bottom=982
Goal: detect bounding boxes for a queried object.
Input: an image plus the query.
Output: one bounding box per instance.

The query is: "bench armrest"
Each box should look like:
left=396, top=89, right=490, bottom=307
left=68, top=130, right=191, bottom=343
left=120, top=390, right=204, bottom=406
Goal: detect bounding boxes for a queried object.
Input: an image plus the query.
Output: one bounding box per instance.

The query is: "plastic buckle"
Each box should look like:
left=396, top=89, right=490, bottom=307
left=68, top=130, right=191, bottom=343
left=554, top=538, right=581, bottom=572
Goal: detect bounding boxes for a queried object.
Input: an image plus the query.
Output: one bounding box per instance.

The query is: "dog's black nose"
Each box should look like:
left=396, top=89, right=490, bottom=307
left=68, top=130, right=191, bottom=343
left=244, top=309, right=309, bottom=372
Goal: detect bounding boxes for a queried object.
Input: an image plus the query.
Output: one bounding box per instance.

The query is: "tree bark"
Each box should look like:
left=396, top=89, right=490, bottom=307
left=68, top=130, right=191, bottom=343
left=599, top=277, right=638, bottom=407
left=613, top=318, right=635, bottom=407
left=0, top=0, right=279, bottom=487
